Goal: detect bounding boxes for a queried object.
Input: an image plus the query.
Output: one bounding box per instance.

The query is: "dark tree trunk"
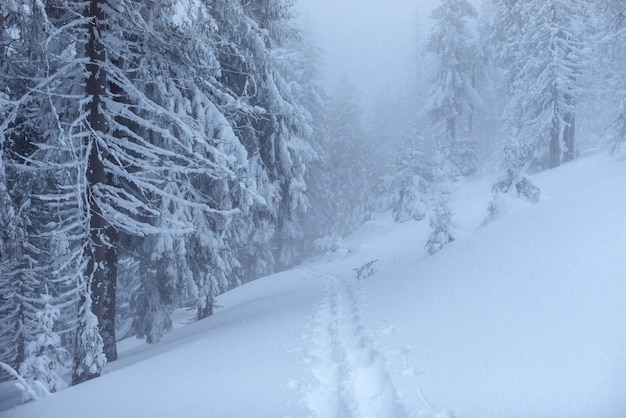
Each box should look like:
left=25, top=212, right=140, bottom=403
left=197, top=302, right=214, bottom=320
left=84, top=0, right=117, bottom=368
left=197, top=282, right=215, bottom=320
left=101, top=226, right=118, bottom=361
left=14, top=295, right=25, bottom=367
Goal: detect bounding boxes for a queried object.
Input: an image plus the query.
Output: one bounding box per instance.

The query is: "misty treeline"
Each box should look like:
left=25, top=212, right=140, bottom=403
left=0, top=0, right=624, bottom=399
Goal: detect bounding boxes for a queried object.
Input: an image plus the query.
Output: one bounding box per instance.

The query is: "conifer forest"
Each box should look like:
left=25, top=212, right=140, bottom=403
left=1, top=1, right=625, bottom=416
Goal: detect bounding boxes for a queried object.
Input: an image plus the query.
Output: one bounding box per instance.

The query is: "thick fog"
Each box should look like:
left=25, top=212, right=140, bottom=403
left=295, top=0, right=482, bottom=106
left=295, top=0, right=433, bottom=101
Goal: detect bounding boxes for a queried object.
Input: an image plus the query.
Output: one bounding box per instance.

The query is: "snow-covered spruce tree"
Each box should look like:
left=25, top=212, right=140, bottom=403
left=596, top=1, right=626, bottom=151
left=1, top=91, right=83, bottom=392
left=426, top=0, right=481, bottom=176
left=0, top=0, right=111, bottom=385
left=0, top=1, right=36, bottom=378
left=368, top=94, right=402, bottom=183
left=72, top=289, right=105, bottom=384
left=92, top=1, right=250, bottom=343
left=4, top=0, right=318, bottom=381
left=18, top=296, right=71, bottom=399
left=2, top=0, right=253, bottom=382
left=484, top=0, right=589, bottom=170
left=323, top=75, right=374, bottom=237
left=284, top=34, right=335, bottom=254
left=485, top=143, right=540, bottom=222
left=0, top=0, right=88, bottom=385
left=270, top=39, right=322, bottom=268
left=22, top=93, right=93, bottom=382
left=425, top=155, right=455, bottom=255
left=390, top=133, right=429, bottom=223
left=425, top=193, right=455, bottom=255
left=0, top=106, right=32, bottom=379
left=121, top=0, right=318, bottom=332
left=0, top=150, right=30, bottom=381
left=369, top=82, right=429, bottom=215
left=0, top=152, right=13, bottom=377
left=26, top=165, right=90, bottom=385
left=114, top=256, right=139, bottom=340
left=254, top=0, right=317, bottom=271
left=211, top=0, right=313, bottom=275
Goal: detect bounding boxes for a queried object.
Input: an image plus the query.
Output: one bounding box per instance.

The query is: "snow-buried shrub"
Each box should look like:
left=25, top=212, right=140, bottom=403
left=486, top=171, right=540, bottom=222
left=425, top=194, right=455, bottom=255
left=18, top=297, right=71, bottom=399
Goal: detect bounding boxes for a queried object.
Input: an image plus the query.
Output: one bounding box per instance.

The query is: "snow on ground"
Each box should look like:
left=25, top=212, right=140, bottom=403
left=2, top=152, right=626, bottom=417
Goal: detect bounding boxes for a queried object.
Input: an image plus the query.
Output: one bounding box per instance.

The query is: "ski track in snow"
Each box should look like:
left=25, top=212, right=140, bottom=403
left=300, top=268, right=405, bottom=418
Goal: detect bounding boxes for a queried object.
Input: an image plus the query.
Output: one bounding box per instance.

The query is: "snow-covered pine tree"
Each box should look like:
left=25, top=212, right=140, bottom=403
left=249, top=0, right=315, bottom=271
left=484, top=0, right=589, bottom=170
left=0, top=152, right=12, bottom=378
left=94, top=0, right=250, bottom=344
left=114, top=256, right=139, bottom=340
left=0, top=150, right=29, bottom=381
left=120, top=0, right=320, bottom=333
left=323, top=75, right=374, bottom=237
left=426, top=0, right=481, bottom=176
left=208, top=1, right=270, bottom=278
left=390, top=134, right=429, bottom=223
left=282, top=32, right=335, bottom=254
left=2, top=0, right=254, bottom=382
left=30, top=162, right=90, bottom=383
left=0, top=3, right=34, bottom=377
left=378, top=9, right=433, bottom=225
left=210, top=0, right=313, bottom=275
left=0, top=0, right=109, bottom=385
left=610, top=8, right=626, bottom=149
left=596, top=1, right=626, bottom=151
left=3, top=0, right=320, bottom=387
left=0, top=0, right=85, bottom=385
left=18, top=295, right=71, bottom=399
left=425, top=194, right=455, bottom=255
left=72, top=289, right=106, bottom=384
left=369, top=82, right=428, bottom=215
left=485, top=143, right=540, bottom=222
left=425, top=155, right=455, bottom=254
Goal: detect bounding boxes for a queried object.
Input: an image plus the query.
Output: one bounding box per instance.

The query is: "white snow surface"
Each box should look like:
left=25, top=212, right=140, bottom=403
left=2, top=152, right=626, bottom=417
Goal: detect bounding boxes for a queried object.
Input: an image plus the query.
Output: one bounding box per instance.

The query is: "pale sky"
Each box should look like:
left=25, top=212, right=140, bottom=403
left=295, top=0, right=441, bottom=103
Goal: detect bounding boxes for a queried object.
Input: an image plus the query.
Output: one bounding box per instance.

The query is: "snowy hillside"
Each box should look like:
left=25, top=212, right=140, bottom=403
left=2, top=152, right=626, bottom=417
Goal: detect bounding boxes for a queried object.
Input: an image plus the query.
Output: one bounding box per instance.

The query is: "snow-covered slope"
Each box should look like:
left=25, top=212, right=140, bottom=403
left=2, top=153, right=626, bottom=417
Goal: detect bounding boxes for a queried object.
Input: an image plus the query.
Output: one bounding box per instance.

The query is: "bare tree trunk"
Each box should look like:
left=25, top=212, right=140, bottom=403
left=84, top=0, right=117, bottom=367
left=101, top=226, right=118, bottom=361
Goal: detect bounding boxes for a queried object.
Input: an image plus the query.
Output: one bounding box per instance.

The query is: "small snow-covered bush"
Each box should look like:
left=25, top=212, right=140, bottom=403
left=442, top=140, right=478, bottom=177
left=313, top=235, right=345, bottom=253
left=391, top=169, right=427, bottom=223
left=425, top=194, right=455, bottom=255
left=486, top=170, right=540, bottom=222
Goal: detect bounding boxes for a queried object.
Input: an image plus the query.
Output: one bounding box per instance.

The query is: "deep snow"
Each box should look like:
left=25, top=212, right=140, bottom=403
left=2, top=152, right=626, bottom=417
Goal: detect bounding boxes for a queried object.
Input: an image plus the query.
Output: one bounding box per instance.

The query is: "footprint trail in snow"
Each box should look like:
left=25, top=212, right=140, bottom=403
left=301, top=269, right=405, bottom=418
